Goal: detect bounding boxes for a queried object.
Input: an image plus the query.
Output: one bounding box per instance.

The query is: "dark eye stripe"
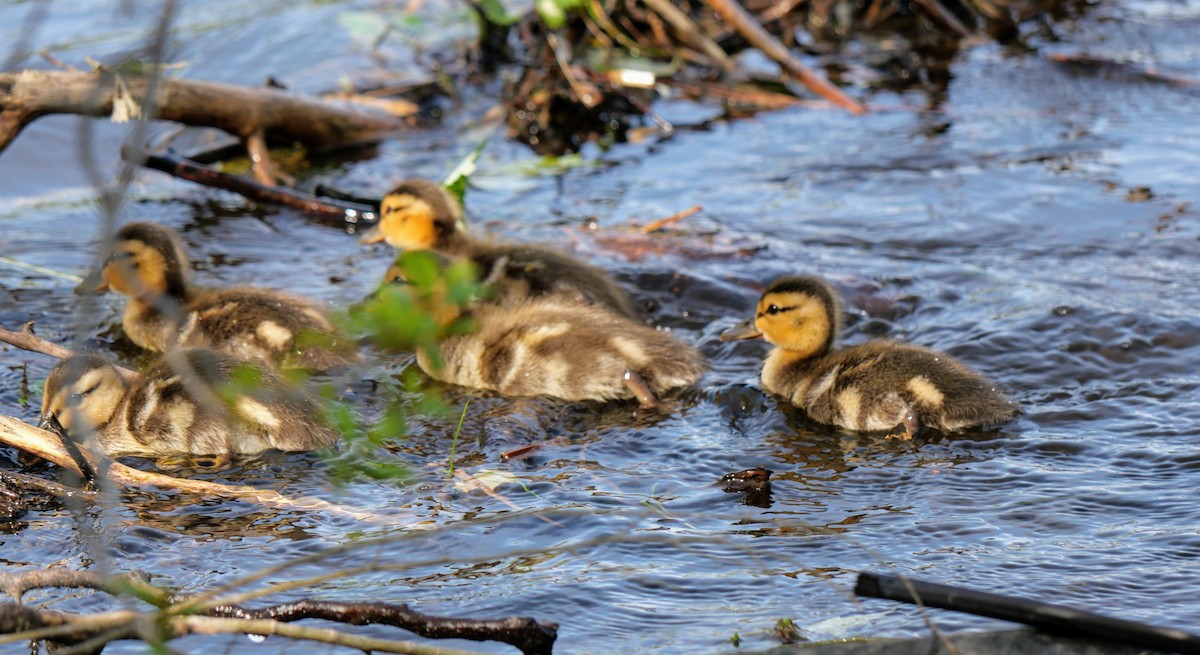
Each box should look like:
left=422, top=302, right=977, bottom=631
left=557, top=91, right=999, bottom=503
left=77, top=382, right=101, bottom=397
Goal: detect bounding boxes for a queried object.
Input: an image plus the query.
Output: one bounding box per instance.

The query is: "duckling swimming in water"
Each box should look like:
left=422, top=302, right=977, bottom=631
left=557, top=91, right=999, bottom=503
left=422, top=294, right=705, bottom=407
left=40, top=348, right=339, bottom=460
left=75, top=222, right=351, bottom=371
left=720, top=276, right=1018, bottom=434
left=359, top=179, right=640, bottom=319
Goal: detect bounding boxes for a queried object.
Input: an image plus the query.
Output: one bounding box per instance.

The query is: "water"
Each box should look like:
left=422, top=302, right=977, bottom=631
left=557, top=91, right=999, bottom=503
left=1, top=1, right=1199, bottom=653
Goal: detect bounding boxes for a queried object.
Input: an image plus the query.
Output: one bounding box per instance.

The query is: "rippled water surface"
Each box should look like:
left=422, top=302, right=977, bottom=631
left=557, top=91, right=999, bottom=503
left=1, top=1, right=1199, bottom=653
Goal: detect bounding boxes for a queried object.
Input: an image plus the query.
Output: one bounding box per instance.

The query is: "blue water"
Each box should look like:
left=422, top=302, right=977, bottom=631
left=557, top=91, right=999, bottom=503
left=1, top=1, right=1198, bottom=653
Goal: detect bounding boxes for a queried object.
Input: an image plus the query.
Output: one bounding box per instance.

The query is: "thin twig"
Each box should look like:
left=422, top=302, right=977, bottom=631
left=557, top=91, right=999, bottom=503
left=244, top=129, right=278, bottom=187
left=910, top=0, right=973, bottom=37
left=641, top=205, right=702, bottom=233
left=704, top=0, right=868, bottom=114
left=641, top=0, right=735, bottom=73
left=178, top=616, right=490, bottom=655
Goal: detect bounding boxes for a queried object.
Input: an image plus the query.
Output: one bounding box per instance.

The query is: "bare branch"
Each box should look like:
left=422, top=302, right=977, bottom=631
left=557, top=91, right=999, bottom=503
left=704, top=0, right=868, bottom=115
left=0, top=69, right=411, bottom=157
left=133, top=149, right=378, bottom=226
left=0, top=322, right=135, bottom=379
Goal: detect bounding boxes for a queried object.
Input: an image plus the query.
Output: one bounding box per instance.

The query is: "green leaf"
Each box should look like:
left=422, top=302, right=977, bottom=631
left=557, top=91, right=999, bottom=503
left=476, top=0, right=518, bottom=26
left=442, top=139, right=489, bottom=214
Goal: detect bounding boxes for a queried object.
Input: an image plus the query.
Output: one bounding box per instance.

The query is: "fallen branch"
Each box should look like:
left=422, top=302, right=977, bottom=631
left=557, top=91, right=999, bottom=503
left=855, top=572, right=1200, bottom=654
left=0, top=323, right=103, bottom=368
left=134, top=149, right=379, bottom=227
left=704, top=0, right=868, bottom=115
left=0, top=568, right=556, bottom=655
left=0, top=68, right=410, bottom=156
left=0, top=416, right=380, bottom=522
left=192, top=599, right=557, bottom=655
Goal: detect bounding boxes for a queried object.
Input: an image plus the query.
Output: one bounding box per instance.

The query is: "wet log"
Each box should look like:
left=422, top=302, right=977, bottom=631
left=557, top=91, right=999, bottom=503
left=855, top=572, right=1200, bottom=654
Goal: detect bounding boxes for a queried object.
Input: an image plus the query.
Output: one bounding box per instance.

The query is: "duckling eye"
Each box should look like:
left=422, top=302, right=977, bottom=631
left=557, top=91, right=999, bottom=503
left=766, top=304, right=781, bottom=315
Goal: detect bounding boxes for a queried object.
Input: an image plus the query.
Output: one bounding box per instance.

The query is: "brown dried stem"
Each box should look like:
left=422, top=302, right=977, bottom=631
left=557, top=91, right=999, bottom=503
left=704, top=0, right=868, bottom=115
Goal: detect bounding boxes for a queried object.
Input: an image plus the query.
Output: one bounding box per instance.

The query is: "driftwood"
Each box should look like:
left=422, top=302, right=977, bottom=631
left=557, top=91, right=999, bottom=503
left=0, top=68, right=412, bottom=185
left=0, top=568, right=557, bottom=655
left=856, top=572, right=1200, bottom=654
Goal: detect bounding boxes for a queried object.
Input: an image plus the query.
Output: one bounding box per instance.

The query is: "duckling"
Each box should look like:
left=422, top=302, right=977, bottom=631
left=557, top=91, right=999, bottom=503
left=75, top=222, right=351, bottom=371
left=359, top=179, right=640, bottom=319
left=720, top=276, right=1018, bottom=434
left=414, top=291, right=705, bottom=408
left=40, top=348, right=339, bottom=460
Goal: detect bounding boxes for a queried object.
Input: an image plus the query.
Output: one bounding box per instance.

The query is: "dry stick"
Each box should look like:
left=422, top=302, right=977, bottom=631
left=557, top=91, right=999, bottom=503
left=641, top=0, right=736, bottom=73
left=133, top=149, right=379, bottom=227
left=663, top=79, right=806, bottom=110
left=855, top=572, right=1200, bottom=655
left=244, top=128, right=278, bottom=187
left=178, top=616, right=490, bottom=655
left=192, top=599, right=556, bottom=655
left=0, top=416, right=382, bottom=522
left=0, top=569, right=553, bottom=655
left=909, top=0, right=974, bottom=38
left=0, top=69, right=408, bottom=156
left=0, top=324, right=87, bottom=366
left=641, top=204, right=702, bottom=233
left=704, top=0, right=868, bottom=115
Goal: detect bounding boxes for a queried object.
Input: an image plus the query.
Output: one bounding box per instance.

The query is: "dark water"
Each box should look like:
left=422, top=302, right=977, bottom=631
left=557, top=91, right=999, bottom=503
left=2, top=1, right=1199, bottom=653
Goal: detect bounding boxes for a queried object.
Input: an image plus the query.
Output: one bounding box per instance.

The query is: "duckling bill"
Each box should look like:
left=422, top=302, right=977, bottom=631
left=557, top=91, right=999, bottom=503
left=360, top=179, right=640, bottom=319
left=40, top=348, right=339, bottom=460
left=76, top=222, right=351, bottom=371
left=721, top=276, right=1018, bottom=435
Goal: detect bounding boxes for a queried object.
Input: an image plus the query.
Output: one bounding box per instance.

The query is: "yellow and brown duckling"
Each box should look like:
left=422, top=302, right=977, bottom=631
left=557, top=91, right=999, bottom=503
left=421, top=294, right=705, bottom=407
left=40, top=348, right=339, bottom=461
left=360, top=179, right=640, bottom=319
left=721, top=276, right=1018, bottom=434
left=75, top=222, right=351, bottom=371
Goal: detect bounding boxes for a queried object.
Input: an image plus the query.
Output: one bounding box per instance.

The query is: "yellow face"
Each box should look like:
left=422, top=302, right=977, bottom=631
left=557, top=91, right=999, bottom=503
left=751, top=290, right=833, bottom=355
left=721, top=289, right=835, bottom=359
left=363, top=193, right=440, bottom=250
left=41, top=360, right=127, bottom=436
left=75, top=239, right=169, bottom=299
